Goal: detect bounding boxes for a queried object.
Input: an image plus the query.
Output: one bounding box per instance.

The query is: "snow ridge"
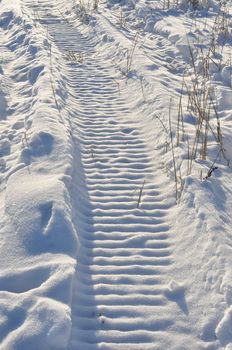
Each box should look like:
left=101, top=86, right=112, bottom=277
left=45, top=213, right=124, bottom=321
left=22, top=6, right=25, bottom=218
left=0, top=1, right=78, bottom=349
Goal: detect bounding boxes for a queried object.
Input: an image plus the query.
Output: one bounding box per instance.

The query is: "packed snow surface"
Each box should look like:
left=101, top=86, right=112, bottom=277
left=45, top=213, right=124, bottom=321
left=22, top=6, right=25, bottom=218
left=0, top=0, right=232, bottom=348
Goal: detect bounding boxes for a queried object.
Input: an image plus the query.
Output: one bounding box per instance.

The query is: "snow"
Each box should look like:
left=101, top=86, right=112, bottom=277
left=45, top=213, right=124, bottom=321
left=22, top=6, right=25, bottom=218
left=216, top=306, right=232, bottom=346
left=0, top=0, right=232, bottom=348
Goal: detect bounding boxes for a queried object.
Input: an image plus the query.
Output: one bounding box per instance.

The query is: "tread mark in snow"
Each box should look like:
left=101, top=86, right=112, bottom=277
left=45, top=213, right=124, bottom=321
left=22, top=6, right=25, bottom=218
left=23, top=2, right=176, bottom=349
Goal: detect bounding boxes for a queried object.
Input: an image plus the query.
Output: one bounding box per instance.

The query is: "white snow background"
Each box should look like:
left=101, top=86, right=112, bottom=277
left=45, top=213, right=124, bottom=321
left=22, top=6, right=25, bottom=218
left=0, top=0, right=231, bottom=349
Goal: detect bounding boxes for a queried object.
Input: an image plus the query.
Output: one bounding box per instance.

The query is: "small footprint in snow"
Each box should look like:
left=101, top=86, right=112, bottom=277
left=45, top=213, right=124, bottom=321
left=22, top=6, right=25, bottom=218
left=0, top=159, right=6, bottom=172
left=164, top=280, right=188, bottom=315
left=12, top=121, right=24, bottom=130
left=0, top=139, right=11, bottom=157
left=216, top=306, right=232, bottom=347
left=23, top=131, right=54, bottom=164
left=28, top=65, right=44, bottom=85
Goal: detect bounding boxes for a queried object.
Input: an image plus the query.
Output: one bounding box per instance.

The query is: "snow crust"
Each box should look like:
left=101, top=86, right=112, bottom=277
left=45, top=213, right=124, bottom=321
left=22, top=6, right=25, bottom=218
left=0, top=1, right=78, bottom=348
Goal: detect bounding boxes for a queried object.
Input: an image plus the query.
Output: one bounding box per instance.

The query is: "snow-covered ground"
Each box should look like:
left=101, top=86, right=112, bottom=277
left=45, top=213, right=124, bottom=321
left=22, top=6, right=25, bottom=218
left=0, top=0, right=232, bottom=348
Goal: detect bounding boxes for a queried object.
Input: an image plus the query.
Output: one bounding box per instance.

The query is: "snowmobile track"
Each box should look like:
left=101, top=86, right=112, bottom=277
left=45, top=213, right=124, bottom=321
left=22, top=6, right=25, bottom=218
left=22, top=1, right=175, bottom=349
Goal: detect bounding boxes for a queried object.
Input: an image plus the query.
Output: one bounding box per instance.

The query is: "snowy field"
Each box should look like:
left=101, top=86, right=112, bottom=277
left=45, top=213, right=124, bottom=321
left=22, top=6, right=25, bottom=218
left=0, top=0, right=232, bottom=348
